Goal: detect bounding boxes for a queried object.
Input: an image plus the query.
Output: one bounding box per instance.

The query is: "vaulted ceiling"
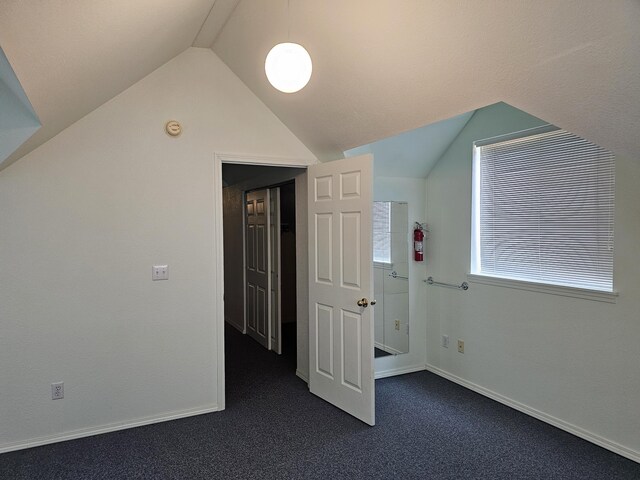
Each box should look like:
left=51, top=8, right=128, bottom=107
left=1, top=0, right=639, bottom=171
left=0, top=0, right=238, bottom=168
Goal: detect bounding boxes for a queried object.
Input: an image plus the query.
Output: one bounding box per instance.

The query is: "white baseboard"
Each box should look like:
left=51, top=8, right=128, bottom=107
left=375, top=364, right=426, bottom=379
left=296, top=369, right=309, bottom=384
left=0, top=404, right=220, bottom=455
left=425, top=364, right=640, bottom=464
left=225, top=317, right=245, bottom=334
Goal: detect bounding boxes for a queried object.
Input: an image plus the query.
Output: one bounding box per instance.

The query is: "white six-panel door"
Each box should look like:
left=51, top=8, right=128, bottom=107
left=246, top=189, right=270, bottom=349
left=307, top=154, right=375, bottom=425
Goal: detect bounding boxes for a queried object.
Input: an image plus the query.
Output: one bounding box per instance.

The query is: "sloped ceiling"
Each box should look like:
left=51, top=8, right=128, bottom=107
left=212, top=0, right=640, bottom=161
left=0, top=0, right=226, bottom=169
left=0, top=1, right=638, bottom=172
left=345, top=110, right=474, bottom=178
left=0, top=47, right=41, bottom=164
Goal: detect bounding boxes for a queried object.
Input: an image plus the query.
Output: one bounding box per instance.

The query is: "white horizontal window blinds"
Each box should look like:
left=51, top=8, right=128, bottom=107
left=474, top=128, right=615, bottom=291
left=373, top=201, right=391, bottom=263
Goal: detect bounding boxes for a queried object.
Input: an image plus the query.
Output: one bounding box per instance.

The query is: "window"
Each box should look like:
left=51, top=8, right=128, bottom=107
left=373, top=201, right=391, bottom=264
left=471, top=126, right=615, bottom=292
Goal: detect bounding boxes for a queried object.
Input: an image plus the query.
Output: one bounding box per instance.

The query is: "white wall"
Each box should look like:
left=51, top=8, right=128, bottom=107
left=0, top=47, right=315, bottom=452
left=373, top=177, right=427, bottom=378
left=425, top=102, right=640, bottom=461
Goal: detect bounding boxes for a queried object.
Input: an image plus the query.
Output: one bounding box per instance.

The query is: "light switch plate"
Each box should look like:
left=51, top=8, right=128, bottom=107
left=152, top=265, right=169, bottom=281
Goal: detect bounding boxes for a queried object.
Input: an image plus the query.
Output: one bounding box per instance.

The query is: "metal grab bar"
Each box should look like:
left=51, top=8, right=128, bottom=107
left=424, top=276, right=469, bottom=291
left=388, top=270, right=408, bottom=280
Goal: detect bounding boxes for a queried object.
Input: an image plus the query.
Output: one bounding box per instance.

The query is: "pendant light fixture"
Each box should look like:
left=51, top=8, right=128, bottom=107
left=265, top=0, right=312, bottom=93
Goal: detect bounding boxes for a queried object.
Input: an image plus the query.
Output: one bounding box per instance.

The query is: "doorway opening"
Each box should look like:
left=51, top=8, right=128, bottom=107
left=214, top=152, right=377, bottom=426
left=221, top=162, right=306, bottom=403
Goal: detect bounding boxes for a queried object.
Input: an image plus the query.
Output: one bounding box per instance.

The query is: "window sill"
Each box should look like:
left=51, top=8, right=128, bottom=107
left=466, top=273, right=618, bottom=304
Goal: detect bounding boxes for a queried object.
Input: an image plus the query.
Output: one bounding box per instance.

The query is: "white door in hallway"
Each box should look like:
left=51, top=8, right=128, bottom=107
left=307, top=154, right=375, bottom=425
left=246, top=189, right=270, bottom=349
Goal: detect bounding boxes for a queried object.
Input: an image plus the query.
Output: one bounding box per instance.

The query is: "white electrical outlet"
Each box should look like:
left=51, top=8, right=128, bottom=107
left=457, top=339, right=465, bottom=354
left=441, top=335, right=449, bottom=348
left=152, top=265, right=169, bottom=281
left=51, top=382, right=64, bottom=400
left=394, top=319, right=400, bottom=331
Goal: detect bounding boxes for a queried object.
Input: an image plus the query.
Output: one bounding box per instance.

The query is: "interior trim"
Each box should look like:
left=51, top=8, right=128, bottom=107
left=374, top=364, right=426, bottom=380
left=214, top=152, right=316, bottom=411
left=296, top=369, right=309, bottom=384
left=0, top=404, right=220, bottom=455
left=467, top=273, right=618, bottom=303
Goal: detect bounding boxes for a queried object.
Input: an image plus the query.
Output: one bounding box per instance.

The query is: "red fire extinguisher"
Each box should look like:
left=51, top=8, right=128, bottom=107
left=414, top=223, right=425, bottom=262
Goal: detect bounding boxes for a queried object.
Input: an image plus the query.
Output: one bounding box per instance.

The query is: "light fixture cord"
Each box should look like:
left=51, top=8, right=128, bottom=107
left=287, top=0, right=291, bottom=41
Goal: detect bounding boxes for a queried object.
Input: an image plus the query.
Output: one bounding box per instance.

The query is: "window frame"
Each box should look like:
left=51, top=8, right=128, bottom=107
left=373, top=201, right=392, bottom=266
left=469, top=125, right=618, bottom=303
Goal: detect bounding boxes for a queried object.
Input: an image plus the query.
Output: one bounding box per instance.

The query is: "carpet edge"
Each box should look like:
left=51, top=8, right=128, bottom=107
left=425, top=364, right=640, bottom=464
left=0, top=403, right=220, bottom=455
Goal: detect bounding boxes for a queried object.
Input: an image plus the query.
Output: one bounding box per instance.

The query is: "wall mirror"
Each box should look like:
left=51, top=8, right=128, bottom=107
left=373, top=201, right=409, bottom=356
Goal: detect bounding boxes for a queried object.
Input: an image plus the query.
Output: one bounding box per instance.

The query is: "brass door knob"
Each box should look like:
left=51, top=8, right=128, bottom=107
left=357, top=298, right=369, bottom=308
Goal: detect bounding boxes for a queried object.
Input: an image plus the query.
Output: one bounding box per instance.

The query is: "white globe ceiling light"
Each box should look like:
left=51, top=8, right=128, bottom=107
left=265, top=42, right=312, bottom=93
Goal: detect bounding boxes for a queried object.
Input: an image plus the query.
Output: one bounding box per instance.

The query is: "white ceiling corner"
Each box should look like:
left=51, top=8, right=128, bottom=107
left=346, top=110, right=474, bottom=179
left=0, top=0, right=217, bottom=170
left=192, top=0, right=242, bottom=48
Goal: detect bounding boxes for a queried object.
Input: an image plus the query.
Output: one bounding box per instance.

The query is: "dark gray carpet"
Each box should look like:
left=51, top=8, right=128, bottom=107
left=1, top=326, right=639, bottom=479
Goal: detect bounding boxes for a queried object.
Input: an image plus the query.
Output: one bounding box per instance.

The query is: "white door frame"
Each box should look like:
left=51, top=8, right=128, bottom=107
left=213, top=153, right=314, bottom=410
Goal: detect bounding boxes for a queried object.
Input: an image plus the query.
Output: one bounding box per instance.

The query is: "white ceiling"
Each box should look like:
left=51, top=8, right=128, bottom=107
left=0, top=0, right=224, bottom=168
left=213, top=0, right=640, bottom=162
left=0, top=0, right=638, bottom=171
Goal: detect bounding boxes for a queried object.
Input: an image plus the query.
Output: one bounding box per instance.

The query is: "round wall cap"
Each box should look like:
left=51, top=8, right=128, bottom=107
left=165, top=120, right=182, bottom=137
